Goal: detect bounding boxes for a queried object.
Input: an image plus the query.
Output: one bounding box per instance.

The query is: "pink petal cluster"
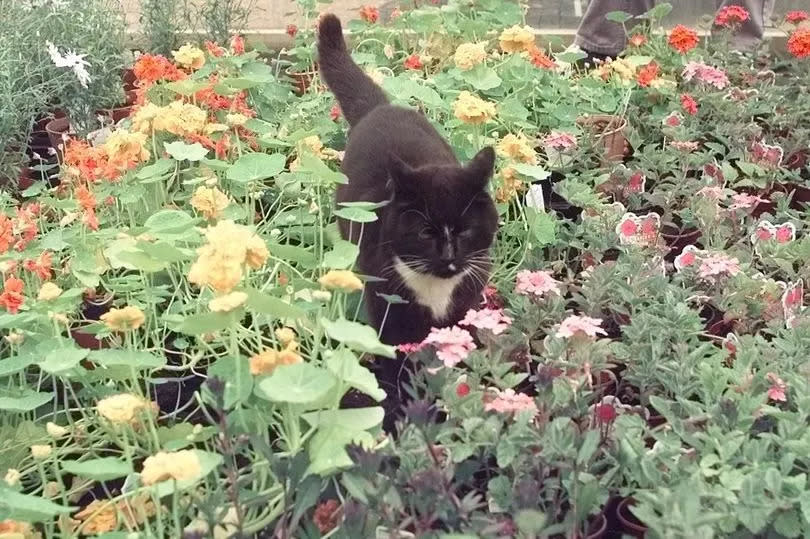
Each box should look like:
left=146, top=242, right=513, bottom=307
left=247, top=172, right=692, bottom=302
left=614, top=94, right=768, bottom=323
left=681, top=61, right=730, bottom=89
left=543, top=131, right=578, bottom=151
left=669, top=140, right=700, bottom=153
left=556, top=315, right=607, bottom=339
left=484, top=388, right=538, bottom=415
left=766, top=372, right=787, bottom=402
left=423, top=326, right=476, bottom=367
left=728, top=192, right=766, bottom=211
left=697, top=253, right=741, bottom=280
left=674, top=244, right=701, bottom=272
left=516, top=270, right=561, bottom=298
left=397, top=342, right=426, bottom=354
left=752, top=221, right=796, bottom=244
left=459, top=308, right=512, bottom=335
left=697, top=186, right=726, bottom=200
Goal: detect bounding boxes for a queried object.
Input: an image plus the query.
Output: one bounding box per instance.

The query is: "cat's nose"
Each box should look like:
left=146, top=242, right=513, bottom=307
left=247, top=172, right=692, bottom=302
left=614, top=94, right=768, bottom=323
left=439, top=243, right=455, bottom=264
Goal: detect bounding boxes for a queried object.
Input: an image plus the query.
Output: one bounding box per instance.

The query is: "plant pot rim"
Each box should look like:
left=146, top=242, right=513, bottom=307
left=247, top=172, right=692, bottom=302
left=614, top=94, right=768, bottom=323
left=284, top=65, right=318, bottom=76
left=616, top=497, right=648, bottom=534
left=577, top=114, right=628, bottom=137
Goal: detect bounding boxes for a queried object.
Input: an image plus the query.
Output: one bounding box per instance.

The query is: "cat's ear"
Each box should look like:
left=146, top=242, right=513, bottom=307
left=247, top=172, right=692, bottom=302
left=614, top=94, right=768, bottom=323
left=388, top=153, right=419, bottom=197
left=465, top=147, right=496, bottom=189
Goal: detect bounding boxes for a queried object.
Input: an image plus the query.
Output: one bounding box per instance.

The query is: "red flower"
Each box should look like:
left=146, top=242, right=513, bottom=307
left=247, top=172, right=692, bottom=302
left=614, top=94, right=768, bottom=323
left=0, top=276, right=24, bottom=314
left=230, top=35, right=245, bottom=55
left=785, top=11, right=809, bottom=24
left=788, top=29, right=810, bottom=59
left=595, top=402, right=617, bottom=424
left=668, top=25, right=699, bottom=54
left=286, top=24, right=298, bottom=38
left=359, top=5, right=379, bottom=23
left=403, top=53, right=423, bottom=70
left=329, top=103, right=341, bottom=121
left=313, top=500, right=341, bottom=534
left=680, top=93, right=698, bottom=115
left=636, top=61, right=659, bottom=87
left=628, top=34, right=647, bottom=47
left=205, top=41, right=225, bottom=57
left=456, top=382, right=471, bottom=397
left=23, top=251, right=52, bottom=281
left=714, top=5, right=750, bottom=27
left=132, top=54, right=184, bottom=85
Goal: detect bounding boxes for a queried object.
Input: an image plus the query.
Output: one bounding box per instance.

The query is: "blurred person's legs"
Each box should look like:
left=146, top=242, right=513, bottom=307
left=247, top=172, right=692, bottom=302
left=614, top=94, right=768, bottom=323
left=574, top=0, right=772, bottom=59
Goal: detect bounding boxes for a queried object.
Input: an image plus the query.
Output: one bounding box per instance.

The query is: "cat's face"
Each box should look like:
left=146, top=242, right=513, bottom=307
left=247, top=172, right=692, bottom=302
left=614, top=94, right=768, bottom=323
left=384, top=147, right=498, bottom=279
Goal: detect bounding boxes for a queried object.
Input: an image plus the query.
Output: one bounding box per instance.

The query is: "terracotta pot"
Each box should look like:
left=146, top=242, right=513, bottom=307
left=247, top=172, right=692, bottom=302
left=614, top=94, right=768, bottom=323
left=661, top=225, right=701, bottom=257
left=70, top=326, right=109, bottom=352
left=45, top=117, right=72, bottom=160
left=123, top=67, right=137, bottom=91
left=81, top=292, right=114, bottom=321
left=584, top=512, right=607, bottom=539
left=286, top=66, right=319, bottom=96
left=577, top=114, right=629, bottom=162
left=102, top=90, right=138, bottom=123
left=616, top=497, right=647, bottom=538
left=17, top=168, right=36, bottom=191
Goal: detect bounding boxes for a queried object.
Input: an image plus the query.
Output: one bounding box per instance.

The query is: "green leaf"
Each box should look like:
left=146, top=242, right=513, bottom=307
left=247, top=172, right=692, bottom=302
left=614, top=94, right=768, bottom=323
left=61, top=458, right=133, bottom=481
left=461, top=64, right=502, bottom=91
left=321, top=318, right=396, bottom=358
left=207, top=356, right=252, bottom=409
left=0, top=390, right=53, bottom=412
left=165, top=80, right=209, bottom=96
left=605, top=10, right=633, bottom=23
left=245, top=291, right=306, bottom=320
left=226, top=153, right=286, bottom=183
left=301, top=407, right=384, bottom=431
left=144, top=209, right=195, bottom=234
left=0, top=487, right=74, bottom=522
left=514, top=509, right=547, bottom=534
left=116, top=250, right=167, bottom=272
left=0, top=353, right=37, bottom=377
left=325, top=349, right=386, bottom=402
left=297, top=153, right=347, bottom=184
left=176, top=312, right=233, bottom=334
left=322, top=240, right=360, bottom=269
left=333, top=207, right=378, bottom=223
left=38, top=347, right=88, bottom=374
left=638, top=2, right=673, bottom=20
left=88, top=350, right=166, bottom=370
left=254, top=363, right=337, bottom=404
left=267, top=242, right=318, bottom=267
left=307, top=426, right=371, bottom=475
left=164, top=141, right=209, bottom=162
left=513, top=164, right=551, bottom=181
left=136, top=158, right=175, bottom=180
left=577, top=430, right=600, bottom=465
left=527, top=208, right=556, bottom=245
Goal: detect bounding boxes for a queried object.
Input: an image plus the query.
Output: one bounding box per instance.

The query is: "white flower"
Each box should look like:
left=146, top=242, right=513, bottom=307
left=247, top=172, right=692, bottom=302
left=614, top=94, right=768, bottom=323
left=46, top=41, right=92, bottom=88
left=525, top=184, right=545, bottom=210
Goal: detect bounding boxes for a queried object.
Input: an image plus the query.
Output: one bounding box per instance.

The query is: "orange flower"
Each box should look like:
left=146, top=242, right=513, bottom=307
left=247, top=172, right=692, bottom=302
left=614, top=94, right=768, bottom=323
left=75, top=185, right=97, bottom=212
left=403, top=54, right=423, bottom=70
left=668, top=25, right=699, bottom=54
left=628, top=34, right=647, bottom=47
left=636, top=61, right=659, bottom=87
left=205, top=41, right=226, bottom=57
left=788, top=29, right=810, bottom=59
left=132, top=54, right=184, bottom=85
left=0, top=276, right=24, bottom=314
left=359, top=5, right=379, bottom=23
left=0, top=214, right=12, bottom=254
left=23, top=251, right=52, bottom=281
left=230, top=35, right=245, bottom=55
left=527, top=45, right=556, bottom=69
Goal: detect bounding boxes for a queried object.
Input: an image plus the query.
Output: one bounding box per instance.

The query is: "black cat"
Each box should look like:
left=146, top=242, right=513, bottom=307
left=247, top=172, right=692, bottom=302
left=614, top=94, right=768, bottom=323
left=317, top=14, right=498, bottom=405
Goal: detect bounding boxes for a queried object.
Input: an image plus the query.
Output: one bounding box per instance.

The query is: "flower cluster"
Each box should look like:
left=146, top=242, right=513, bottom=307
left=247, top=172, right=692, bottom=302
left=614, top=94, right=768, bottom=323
left=668, top=25, right=699, bottom=54
left=498, top=25, right=535, bottom=53
left=141, top=450, right=201, bottom=485
left=556, top=315, right=607, bottom=339
left=515, top=270, right=561, bottom=298
left=484, top=388, right=538, bottom=416
left=453, top=91, right=497, bottom=124
left=788, top=28, right=810, bottom=59
left=188, top=220, right=269, bottom=293
left=682, top=62, right=729, bottom=89
left=714, top=5, right=749, bottom=27
left=459, top=308, right=513, bottom=335
left=423, top=326, right=476, bottom=367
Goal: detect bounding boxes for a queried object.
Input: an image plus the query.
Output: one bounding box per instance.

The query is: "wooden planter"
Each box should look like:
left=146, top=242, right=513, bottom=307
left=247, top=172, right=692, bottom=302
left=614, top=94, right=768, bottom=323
left=578, top=114, right=629, bottom=163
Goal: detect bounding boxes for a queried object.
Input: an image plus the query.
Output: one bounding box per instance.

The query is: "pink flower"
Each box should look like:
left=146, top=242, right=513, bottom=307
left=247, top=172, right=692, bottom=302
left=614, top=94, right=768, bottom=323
left=456, top=382, right=470, bottom=397
left=682, top=61, right=729, bottom=89
left=723, top=332, right=738, bottom=357
left=670, top=140, right=699, bottom=152
left=481, top=284, right=503, bottom=309
left=515, top=270, right=561, bottom=298
left=698, top=253, right=740, bottom=280
left=674, top=244, right=701, bottom=272
left=782, top=280, right=803, bottom=326
left=459, top=308, right=512, bottom=335
left=680, top=93, right=698, bottom=115
left=766, top=372, right=787, bottom=402
left=556, top=315, right=607, bottom=339
left=715, top=5, right=750, bottom=27
left=543, top=131, right=578, bottom=151
left=398, top=342, right=426, bottom=354
left=403, top=54, right=423, bottom=70
left=626, top=171, right=646, bottom=193
left=697, top=186, right=725, bottom=200
left=786, top=10, right=809, bottom=24
left=663, top=112, right=682, bottom=127
left=775, top=223, right=796, bottom=243
left=484, top=388, right=538, bottom=416
left=749, top=141, right=783, bottom=168
left=729, top=192, right=766, bottom=211
left=423, top=326, right=476, bottom=367
left=616, top=212, right=660, bottom=246
left=752, top=221, right=795, bottom=244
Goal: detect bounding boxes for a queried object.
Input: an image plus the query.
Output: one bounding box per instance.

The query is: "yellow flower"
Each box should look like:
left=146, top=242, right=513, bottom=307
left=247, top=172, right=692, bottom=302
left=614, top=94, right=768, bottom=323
left=318, top=270, right=364, bottom=292
left=103, top=129, right=150, bottom=168
left=249, top=345, right=303, bottom=375
left=96, top=393, right=154, bottom=425
left=42, top=481, right=60, bottom=499
left=189, top=221, right=268, bottom=293
left=0, top=520, right=39, bottom=539
left=4, top=331, right=24, bottom=345
left=4, top=469, right=20, bottom=487
left=74, top=495, right=157, bottom=535
left=46, top=422, right=68, bottom=439
left=275, top=327, right=297, bottom=346
left=190, top=186, right=229, bottom=220
left=149, top=101, right=208, bottom=137
left=594, top=58, right=637, bottom=83
left=499, top=25, right=536, bottom=53
left=454, top=42, right=488, bottom=70
left=497, top=133, right=537, bottom=164
left=140, top=450, right=200, bottom=485
left=495, top=167, right=526, bottom=203
left=225, top=113, right=248, bottom=127
left=100, top=306, right=146, bottom=331
left=130, top=103, right=162, bottom=133
left=30, top=445, right=52, bottom=460
left=650, top=78, right=677, bottom=91
left=37, top=282, right=63, bottom=302
left=208, top=291, right=248, bottom=312
left=311, top=290, right=332, bottom=302
left=173, top=44, right=206, bottom=70
left=453, top=91, right=497, bottom=125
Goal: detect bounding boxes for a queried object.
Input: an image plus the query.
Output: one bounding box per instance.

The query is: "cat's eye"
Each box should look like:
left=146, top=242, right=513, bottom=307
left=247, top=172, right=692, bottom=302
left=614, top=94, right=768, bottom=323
left=418, top=227, right=435, bottom=239
left=458, top=228, right=474, bottom=238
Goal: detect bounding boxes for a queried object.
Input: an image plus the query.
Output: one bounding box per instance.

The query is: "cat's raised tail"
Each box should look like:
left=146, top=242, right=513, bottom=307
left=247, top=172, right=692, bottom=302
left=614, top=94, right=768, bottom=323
left=317, top=14, right=389, bottom=127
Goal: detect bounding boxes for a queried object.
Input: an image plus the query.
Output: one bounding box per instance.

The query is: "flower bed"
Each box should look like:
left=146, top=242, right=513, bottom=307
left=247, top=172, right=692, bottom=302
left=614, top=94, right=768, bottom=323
left=2, top=1, right=810, bottom=537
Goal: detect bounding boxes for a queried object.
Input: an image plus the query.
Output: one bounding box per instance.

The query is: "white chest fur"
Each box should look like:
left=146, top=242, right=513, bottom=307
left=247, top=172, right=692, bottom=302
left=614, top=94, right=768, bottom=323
left=393, top=257, right=465, bottom=321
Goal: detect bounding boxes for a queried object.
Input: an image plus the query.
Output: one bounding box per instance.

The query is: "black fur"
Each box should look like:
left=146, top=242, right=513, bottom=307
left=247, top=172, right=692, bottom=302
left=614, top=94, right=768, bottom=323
left=318, top=15, right=498, bottom=405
